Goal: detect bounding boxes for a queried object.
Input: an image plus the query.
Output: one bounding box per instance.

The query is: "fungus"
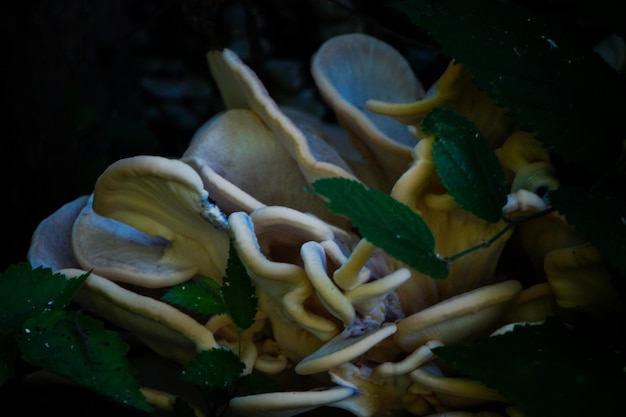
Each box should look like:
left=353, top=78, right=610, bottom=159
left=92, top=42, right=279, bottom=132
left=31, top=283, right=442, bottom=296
left=229, top=386, right=357, bottom=417
left=311, top=33, right=422, bottom=188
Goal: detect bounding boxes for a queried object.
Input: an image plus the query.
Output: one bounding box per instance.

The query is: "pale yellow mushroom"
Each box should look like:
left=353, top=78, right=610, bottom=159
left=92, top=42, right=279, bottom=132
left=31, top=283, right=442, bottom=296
left=90, top=155, right=229, bottom=285
left=394, top=280, right=522, bottom=352
left=229, top=387, right=357, bottom=417
left=72, top=195, right=200, bottom=287
left=295, top=324, right=397, bottom=375
left=182, top=108, right=350, bottom=229
left=60, top=268, right=217, bottom=364
left=207, top=47, right=357, bottom=186
left=311, top=33, right=422, bottom=188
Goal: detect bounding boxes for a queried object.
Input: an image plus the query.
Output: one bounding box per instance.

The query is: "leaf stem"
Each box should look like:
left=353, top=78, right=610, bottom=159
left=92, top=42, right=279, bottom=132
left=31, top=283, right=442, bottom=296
left=445, top=207, right=557, bottom=263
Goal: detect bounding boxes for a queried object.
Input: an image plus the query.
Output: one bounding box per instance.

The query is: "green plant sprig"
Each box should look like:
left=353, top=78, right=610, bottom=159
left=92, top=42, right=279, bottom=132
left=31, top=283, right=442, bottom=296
left=162, top=241, right=276, bottom=417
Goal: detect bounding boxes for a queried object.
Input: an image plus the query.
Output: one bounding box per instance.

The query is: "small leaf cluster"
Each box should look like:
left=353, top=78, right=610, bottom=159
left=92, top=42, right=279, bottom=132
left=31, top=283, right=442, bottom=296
left=163, top=243, right=276, bottom=417
left=0, top=262, right=152, bottom=412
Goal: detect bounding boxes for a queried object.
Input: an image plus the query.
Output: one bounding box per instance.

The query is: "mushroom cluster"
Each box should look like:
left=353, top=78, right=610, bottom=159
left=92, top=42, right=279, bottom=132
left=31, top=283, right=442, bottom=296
left=28, top=33, right=621, bottom=416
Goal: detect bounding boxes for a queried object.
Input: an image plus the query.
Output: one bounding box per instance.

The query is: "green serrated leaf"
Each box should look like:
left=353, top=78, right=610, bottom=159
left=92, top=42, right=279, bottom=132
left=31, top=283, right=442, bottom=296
left=162, top=278, right=227, bottom=316
left=423, top=107, right=507, bottom=223
left=548, top=185, right=626, bottom=274
left=394, top=0, right=625, bottom=177
left=433, top=318, right=626, bottom=417
left=0, top=263, right=88, bottom=334
left=312, top=177, right=449, bottom=279
left=181, top=347, right=244, bottom=390
left=16, top=310, right=151, bottom=411
left=222, top=244, right=258, bottom=330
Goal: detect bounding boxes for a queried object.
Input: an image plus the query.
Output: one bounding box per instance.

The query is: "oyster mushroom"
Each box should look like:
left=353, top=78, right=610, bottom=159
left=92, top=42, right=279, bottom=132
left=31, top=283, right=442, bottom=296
left=206, top=47, right=357, bottom=186
left=394, top=280, right=522, bottom=352
left=311, top=33, right=423, bottom=188
left=86, top=155, right=230, bottom=286
left=229, top=386, right=357, bottom=417
left=62, top=268, right=217, bottom=363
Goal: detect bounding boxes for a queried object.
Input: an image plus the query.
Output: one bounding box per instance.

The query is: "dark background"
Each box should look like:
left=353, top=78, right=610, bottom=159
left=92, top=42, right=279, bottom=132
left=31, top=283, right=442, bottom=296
left=0, top=0, right=622, bottom=415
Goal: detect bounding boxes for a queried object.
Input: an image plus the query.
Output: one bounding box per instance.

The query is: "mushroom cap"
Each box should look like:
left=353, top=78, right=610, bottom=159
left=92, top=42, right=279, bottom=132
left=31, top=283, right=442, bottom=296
left=394, top=280, right=522, bottom=352
left=295, top=323, right=397, bottom=375
left=207, top=47, right=356, bottom=186
left=61, top=268, right=217, bottom=363
left=28, top=195, right=88, bottom=271
left=311, top=33, right=421, bottom=186
left=72, top=195, right=199, bottom=287
left=182, top=108, right=350, bottom=229
left=229, top=387, right=357, bottom=417
left=89, top=155, right=229, bottom=285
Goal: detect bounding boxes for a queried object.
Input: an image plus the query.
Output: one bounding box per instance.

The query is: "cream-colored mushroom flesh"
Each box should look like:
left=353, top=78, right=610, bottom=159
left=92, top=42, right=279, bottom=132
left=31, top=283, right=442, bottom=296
left=90, top=155, right=229, bottom=285
left=72, top=195, right=199, bottom=287
left=207, top=47, right=356, bottom=185
left=394, top=280, right=522, bottom=352
left=182, top=108, right=347, bottom=227
left=229, top=387, right=357, bottom=417
left=60, top=268, right=217, bottom=364
left=295, top=324, right=397, bottom=375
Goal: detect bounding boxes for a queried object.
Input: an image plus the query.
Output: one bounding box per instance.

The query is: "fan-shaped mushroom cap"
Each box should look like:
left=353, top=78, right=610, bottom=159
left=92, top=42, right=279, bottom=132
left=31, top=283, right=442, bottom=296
left=311, top=33, right=422, bottom=187
left=60, top=268, right=217, bottom=364
left=366, top=60, right=514, bottom=148
left=295, top=323, right=397, bottom=375
left=229, top=387, right=357, bottom=417
left=88, top=155, right=229, bottom=286
left=394, top=280, right=522, bottom=352
left=28, top=195, right=88, bottom=271
left=72, top=195, right=201, bottom=287
left=182, top=107, right=351, bottom=229
left=207, top=47, right=356, bottom=186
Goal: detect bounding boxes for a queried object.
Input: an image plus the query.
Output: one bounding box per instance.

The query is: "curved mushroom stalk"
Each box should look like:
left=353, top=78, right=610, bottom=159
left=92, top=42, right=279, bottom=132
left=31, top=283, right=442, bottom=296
left=182, top=107, right=350, bottom=228
left=89, top=155, right=229, bottom=286
left=229, top=207, right=345, bottom=360
left=311, top=33, right=423, bottom=189
left=366, top=60, right=514, bottom=148
left=229, top=206, right=414, bottom=365
left=60, top=268, right=217, bottom=364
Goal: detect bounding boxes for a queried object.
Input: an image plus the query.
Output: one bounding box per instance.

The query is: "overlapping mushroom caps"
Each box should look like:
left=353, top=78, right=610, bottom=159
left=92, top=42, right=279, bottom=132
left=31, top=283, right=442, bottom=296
left=27, top=32, right=620, bottom=417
